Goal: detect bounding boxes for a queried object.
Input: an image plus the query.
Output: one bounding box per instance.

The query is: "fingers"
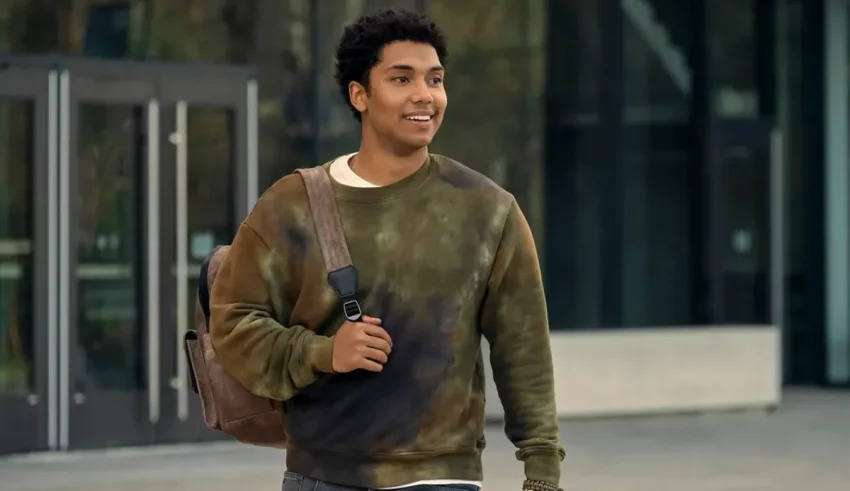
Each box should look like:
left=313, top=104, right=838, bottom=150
left=333, top=315, right=393, bottom=374
left=361, top=323, right=393, bottom=347
left=363, top=335, right=392, bottom=355
left=362, top=347, right=389, bottom=364
left=357, top=358, right=385, bottom=372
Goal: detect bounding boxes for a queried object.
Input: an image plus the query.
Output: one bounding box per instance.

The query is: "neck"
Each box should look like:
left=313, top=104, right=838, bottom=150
left=350, top=126, right=429, bottom=186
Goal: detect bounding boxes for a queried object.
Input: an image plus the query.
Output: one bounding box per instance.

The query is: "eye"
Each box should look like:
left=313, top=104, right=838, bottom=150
left=392, top=76, right=410, bottom=83
left=429, top=77, right=443, bottom=85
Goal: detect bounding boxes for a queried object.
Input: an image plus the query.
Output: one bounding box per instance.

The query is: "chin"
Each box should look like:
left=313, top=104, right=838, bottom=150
left=409, top=139, right=433, bottom=149
left=401, top=134, right=435, bottom=150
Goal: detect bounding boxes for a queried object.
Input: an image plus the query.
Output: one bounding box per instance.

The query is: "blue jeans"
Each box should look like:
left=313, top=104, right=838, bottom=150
left=282, top=471, right=481, bottom=491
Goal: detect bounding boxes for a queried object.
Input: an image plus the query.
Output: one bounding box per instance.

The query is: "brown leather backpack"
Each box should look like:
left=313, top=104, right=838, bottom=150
left=183, top=166, right=363, bottom=448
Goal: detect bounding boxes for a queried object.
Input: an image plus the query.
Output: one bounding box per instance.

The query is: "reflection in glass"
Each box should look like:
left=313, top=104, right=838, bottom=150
left=76, top=104, right=142, bottom=392
left=0, top=98, right=34, bottom=396
left=709, top=0, right=758, bottom=117
left=722, top=146, right=769, bottom=324
left=538, top=0, right=603, bottom=329
left=620, top=0, right=697, bottom=327
left=620, top=133, right=696, bottom=327
left=623, top=0, right=692, bottom=117
left=185, top=107, right=235, bottom=325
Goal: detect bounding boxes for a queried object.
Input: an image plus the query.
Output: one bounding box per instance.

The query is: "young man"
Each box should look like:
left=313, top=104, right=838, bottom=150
left=209, top=8, right=564, bottom=491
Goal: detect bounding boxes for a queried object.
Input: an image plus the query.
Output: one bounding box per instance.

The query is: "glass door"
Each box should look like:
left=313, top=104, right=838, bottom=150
left=0, top=66, right=56, bottom=454
left=59, top=60, right=255, bottom=449
left=0, top=56, right=257, bottom=452
left=710, top=119, right=783, bottom=327
left=62, top=69, right=160, bottom=449
left=155, top=70, right=252, bottom=443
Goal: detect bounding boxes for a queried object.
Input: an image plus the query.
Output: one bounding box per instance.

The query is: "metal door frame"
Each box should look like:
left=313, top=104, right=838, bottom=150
left=0, top=54, right=257, bottom=452
left=63, top=70, right=160, bottom=449
left=0, top=64, right=58, bottom=454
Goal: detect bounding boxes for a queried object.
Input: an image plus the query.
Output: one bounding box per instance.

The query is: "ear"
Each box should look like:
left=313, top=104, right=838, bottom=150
left=349, top=80, right=368, bottom=115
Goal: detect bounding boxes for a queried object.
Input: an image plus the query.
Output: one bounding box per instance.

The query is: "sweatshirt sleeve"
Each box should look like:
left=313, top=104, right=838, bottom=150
left=481, top=198, right=565, bottom=486
left=208, top=220, right=335, bottom=402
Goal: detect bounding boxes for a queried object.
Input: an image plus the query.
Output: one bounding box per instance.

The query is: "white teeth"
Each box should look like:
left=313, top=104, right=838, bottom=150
left=406, top=115, right=431, bottom=121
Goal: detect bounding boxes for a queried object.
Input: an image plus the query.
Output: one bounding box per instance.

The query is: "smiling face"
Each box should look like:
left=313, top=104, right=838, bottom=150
left=349, top=40, right=448, bottom=152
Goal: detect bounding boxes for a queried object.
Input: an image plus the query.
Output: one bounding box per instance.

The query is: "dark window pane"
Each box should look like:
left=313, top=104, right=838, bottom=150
left=710, top=0, right=759, bottom=117
left=543, top=0, right=603, bottom=330
left=621, top=0, right=697, bottom=327
left=0, top=98, right=35, bottom=396
left=76, top=104, right=142, bottom=391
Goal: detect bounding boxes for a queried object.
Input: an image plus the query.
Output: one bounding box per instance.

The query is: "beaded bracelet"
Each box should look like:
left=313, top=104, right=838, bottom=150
left=522, top=479, right=563, bottom=491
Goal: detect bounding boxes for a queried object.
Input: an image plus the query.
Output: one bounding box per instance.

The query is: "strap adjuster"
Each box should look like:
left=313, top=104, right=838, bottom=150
left=342, top=298, right=362, bottom=322
left=327, top=265, right=362, bottom=322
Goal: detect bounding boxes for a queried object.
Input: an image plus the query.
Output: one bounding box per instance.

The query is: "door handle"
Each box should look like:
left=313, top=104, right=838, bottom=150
left=247, top=79, right=259, bottom=211
left=174, top=100, right=190, bottom=421
left=48, top=68, right=60, bottom=450
left=147, top=99, right=161, bottom=424
left=58, top=70, right=71, bottom=450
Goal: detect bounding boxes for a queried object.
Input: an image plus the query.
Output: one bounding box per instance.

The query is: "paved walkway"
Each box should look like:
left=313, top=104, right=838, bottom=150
left=1, top=389, right=848, bottom=491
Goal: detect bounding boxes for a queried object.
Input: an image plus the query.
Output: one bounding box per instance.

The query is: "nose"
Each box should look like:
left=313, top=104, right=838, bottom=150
left=410, top=80, right=434, bottom=104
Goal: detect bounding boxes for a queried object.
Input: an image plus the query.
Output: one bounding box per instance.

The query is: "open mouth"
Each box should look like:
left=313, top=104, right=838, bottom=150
left=404, top=114, right=433, bottom=123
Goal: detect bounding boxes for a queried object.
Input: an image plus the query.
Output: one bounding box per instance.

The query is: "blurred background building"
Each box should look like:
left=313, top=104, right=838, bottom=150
left=0, top=0, right=847, bottom=457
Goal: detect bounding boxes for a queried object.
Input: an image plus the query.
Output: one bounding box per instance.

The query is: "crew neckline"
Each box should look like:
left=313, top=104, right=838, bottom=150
left=324, top=154, right=436, bottom=203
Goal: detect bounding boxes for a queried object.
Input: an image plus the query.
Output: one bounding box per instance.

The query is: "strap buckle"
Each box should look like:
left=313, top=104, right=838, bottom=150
left=342, top=298, right=362, bottom=322
left=327, top=265, right=362, bottom=322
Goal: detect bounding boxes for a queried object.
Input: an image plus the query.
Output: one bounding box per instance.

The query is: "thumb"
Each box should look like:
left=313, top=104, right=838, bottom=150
left=362, top=315, right=382, bottom=325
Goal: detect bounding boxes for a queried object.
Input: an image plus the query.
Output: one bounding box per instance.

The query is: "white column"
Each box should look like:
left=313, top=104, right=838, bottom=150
left=824, top=0, right=850, bottom=384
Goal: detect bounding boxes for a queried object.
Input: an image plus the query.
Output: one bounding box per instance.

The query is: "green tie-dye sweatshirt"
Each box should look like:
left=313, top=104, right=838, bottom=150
left=208, top=154, right=564, bottom=488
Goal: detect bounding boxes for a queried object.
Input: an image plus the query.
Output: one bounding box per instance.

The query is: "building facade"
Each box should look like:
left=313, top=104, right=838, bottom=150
left=0, top=0, right=847, bottom=456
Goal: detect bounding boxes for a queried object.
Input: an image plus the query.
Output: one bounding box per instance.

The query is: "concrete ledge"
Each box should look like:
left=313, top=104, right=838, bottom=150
left=483, top=326, right=782, bottom=420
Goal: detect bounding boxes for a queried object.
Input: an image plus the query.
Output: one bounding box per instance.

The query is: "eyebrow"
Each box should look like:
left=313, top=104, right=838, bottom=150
left=385, top=64, right=445, bottom=72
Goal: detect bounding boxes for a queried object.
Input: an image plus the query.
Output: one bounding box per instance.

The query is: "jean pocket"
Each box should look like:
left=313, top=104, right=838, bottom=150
left=282, top=471, right=303, bottom=491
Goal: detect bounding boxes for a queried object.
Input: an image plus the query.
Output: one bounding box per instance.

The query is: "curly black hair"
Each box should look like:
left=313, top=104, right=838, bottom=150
left=335, top=8, right=448, bottom=121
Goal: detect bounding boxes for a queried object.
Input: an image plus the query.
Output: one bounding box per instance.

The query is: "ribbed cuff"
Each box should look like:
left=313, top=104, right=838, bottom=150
left=306, top=334, right=335, bottom=374
left=523, top=451, right=562, bottom=486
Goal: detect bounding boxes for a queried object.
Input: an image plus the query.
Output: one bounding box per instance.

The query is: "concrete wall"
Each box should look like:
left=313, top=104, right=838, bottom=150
left=483, top=326, right=782, bottom=420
